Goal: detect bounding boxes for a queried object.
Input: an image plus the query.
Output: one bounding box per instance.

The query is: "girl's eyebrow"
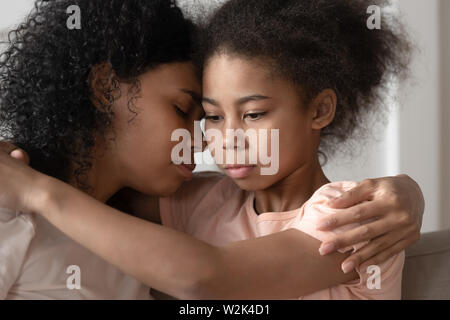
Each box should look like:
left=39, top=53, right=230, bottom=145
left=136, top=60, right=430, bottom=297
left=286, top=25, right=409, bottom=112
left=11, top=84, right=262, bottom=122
left=236, top=95, right=271, bottom=105
left=202, top=95, right=271, bottom=108
left=202, top=97, right=220, bottom=107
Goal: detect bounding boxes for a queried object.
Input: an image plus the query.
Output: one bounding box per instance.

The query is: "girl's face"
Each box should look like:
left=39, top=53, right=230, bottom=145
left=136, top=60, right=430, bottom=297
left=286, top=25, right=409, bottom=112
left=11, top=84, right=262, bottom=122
left=108, top=62, right=203, bottom=197
left=202, top=54, right=327, bottom=191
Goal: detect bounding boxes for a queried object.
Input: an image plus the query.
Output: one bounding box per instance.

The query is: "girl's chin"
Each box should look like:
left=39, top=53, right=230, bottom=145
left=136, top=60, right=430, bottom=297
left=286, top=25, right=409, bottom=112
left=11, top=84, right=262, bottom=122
left=228, top=176, right=269, bottom=192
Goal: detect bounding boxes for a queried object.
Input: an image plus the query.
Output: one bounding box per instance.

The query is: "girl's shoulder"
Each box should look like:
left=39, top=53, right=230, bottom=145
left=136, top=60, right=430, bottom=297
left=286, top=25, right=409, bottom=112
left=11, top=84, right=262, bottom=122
left=301, top=180, right=359, bottom=224
left=310, top=181, right=359, bottom=202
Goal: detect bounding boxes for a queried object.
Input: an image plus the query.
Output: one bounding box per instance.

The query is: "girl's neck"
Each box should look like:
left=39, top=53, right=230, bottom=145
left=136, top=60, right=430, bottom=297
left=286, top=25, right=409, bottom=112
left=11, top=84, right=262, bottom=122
left=253, top=157, right=330, bottom=214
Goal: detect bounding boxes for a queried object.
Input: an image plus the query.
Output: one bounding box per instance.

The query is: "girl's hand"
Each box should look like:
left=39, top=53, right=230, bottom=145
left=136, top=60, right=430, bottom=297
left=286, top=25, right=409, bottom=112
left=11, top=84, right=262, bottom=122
left=0, top=141, right=43, bottom=213
left=317, top=175, right=424, bottom=273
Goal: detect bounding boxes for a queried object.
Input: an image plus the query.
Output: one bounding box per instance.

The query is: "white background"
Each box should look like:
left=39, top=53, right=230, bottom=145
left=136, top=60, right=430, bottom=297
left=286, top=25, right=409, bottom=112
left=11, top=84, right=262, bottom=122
left=1, top=0, right=448, bottom=233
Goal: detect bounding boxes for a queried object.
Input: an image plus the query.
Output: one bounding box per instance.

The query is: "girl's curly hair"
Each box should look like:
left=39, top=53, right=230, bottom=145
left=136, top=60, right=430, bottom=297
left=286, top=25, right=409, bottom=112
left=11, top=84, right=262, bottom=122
left=0, top=0, right=197, bottom=188
left=198, top=0, right=412, bottom=162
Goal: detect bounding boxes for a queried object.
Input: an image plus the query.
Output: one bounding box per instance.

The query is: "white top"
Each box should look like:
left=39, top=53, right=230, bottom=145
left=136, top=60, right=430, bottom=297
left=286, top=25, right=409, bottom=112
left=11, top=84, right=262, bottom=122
left=0, top=208, right=151, bottom=300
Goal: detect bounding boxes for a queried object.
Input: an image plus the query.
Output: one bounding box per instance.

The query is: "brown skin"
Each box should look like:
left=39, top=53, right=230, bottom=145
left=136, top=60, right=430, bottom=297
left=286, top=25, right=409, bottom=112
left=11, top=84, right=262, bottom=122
left=322, top=174, right=424, bottom=272
left=203, top=54, right=336, bottom=213
left=202, top=53, right=424, bottom=274
left=74, top=62, right=204, bottom=201
left=0, top=57, right=424, bottom=298
left=0, top=60, right=359, bottom=299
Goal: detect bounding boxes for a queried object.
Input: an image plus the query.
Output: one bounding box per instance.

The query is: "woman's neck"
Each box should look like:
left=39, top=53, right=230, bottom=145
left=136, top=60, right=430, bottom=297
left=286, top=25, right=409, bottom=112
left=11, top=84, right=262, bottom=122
left=69, top=147, right=123, bottom=203
left=253, top=158, right=330, bottom=214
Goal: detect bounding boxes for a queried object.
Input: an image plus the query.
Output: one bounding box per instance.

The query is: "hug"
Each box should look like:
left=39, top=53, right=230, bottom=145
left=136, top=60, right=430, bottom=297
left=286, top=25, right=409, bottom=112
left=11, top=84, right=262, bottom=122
left=0, top=0, right=424, bottom=300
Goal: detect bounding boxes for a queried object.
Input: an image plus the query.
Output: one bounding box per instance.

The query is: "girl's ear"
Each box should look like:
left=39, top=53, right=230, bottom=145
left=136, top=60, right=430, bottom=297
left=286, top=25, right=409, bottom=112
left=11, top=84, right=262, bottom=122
left=310, top=89, right=337, bottom=130
left=88, top=62, right=116, bottom=112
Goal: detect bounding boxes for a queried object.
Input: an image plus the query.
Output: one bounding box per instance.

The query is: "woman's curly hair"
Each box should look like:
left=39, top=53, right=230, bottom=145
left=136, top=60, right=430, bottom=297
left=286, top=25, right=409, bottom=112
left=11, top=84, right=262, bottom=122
left=0, top=0, right=197, bottom=188
left=198, top=0, right=412, bottom=162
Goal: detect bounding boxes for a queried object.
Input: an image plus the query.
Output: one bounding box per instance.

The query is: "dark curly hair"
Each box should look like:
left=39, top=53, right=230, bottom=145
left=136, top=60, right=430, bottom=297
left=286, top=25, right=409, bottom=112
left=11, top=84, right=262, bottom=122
left=0, top=0, right=197, bottom=189
left=198, top=0, right=412, bottom=162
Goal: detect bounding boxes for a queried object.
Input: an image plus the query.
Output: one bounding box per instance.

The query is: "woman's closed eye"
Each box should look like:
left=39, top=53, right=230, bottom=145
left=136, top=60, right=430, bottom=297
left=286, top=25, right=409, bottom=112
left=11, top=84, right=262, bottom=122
left=173, top=104, right=189, bottom=119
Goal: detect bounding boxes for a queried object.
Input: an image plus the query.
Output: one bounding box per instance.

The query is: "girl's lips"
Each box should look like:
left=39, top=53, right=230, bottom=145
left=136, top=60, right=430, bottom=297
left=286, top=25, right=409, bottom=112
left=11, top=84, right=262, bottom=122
left=224, top=165, right=256, bottom=179
left=176, top=163, right=196, bottom=180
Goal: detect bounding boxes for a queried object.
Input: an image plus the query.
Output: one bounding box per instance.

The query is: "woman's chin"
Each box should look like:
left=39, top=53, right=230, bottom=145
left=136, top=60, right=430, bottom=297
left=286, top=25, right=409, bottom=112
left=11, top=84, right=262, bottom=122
left=137, top=177, right=184, bottom=198
left=156, top=182, right=184, bottom=197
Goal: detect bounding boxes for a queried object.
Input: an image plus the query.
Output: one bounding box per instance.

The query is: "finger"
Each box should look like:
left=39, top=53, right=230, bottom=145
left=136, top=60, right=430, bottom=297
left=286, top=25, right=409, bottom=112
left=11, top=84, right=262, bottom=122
left=340, top=227, right=411, bottom=273
left=317, top=200, right=385, bottom=231
left=10, top=149, right=30, bottom=165
left=358, top=238, right=414, bottom=273
left=327, top=179, right=377, bottom=209
left=0, top=141, right=20, bottom=155
left=319, top=216, right=399, bottom=256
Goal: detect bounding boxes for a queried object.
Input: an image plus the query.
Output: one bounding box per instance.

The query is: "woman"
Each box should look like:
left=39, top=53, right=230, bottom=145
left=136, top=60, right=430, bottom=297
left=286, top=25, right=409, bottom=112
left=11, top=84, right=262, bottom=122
left=0, top=0, right=423, bottom=299
left=0, top=0, right=202, bottom=299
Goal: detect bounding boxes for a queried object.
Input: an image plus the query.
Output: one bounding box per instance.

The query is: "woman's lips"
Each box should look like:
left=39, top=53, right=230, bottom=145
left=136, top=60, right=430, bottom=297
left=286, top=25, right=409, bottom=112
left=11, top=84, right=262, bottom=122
left=224, top=165, right=256, bottom=179
left=176, top=163, right=196, bottom=180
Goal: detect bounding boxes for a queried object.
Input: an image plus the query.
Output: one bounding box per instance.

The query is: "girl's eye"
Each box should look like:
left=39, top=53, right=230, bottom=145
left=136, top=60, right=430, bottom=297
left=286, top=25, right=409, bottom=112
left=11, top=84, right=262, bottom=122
left=174, top=105, right=189, bottom=119
left=244, top=112, right=266, bottom=121
left=205, top=115, right=223, bottom=122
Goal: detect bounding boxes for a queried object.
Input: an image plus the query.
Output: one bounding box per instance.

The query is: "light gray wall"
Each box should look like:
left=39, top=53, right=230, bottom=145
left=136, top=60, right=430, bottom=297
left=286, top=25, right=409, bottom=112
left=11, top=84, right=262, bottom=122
left=396, top=0, right=445, bottom=232
left=440, top=0, right=450, bottom=229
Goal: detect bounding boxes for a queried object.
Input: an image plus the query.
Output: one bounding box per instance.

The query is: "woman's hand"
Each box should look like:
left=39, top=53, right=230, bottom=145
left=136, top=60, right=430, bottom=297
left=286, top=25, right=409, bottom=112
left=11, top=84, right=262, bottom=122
left=317, top=175, right=424, bottom=274
left=0, top=141, right=30, bottom=164
left=0, top=141, right=43, bottom=213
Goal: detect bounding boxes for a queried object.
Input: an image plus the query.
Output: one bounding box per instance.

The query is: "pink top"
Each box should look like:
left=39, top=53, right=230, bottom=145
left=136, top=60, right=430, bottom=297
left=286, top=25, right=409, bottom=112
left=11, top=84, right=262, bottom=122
left=160, top=172, right=404, bottom=300
left=0, top=210, right=150, bottom=300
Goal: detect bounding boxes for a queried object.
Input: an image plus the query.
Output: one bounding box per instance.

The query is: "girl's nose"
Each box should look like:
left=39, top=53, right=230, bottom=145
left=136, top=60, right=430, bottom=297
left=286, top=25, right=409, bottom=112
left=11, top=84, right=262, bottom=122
left=223, top=122, right=246, bottom=151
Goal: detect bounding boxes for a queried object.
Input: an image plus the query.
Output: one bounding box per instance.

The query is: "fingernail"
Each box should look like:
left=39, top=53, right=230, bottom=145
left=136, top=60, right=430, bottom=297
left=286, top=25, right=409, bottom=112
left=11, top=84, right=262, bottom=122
left=319, top=242, right=335, bottom=255
left=342, top=261, right=355, bottom=274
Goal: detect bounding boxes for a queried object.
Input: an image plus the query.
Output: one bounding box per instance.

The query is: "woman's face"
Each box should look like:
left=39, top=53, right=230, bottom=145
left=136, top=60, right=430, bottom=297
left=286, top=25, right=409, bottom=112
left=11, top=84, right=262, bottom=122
left=202, top=54, right=321, bottom=191
left=109, top=62, right=203, bottom=197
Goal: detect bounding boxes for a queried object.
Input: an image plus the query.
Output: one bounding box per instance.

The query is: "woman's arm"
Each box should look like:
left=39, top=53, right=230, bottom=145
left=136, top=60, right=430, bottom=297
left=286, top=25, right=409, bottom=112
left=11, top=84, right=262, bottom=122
left=0, top=151, right=356, bottom=299
left=35, top=176, right=358, bottom=299
left=107, top=188, right=161, bottom=224
left=110, top=174, right=425, bottom=275
left=0, top=141, right=425, bottom=272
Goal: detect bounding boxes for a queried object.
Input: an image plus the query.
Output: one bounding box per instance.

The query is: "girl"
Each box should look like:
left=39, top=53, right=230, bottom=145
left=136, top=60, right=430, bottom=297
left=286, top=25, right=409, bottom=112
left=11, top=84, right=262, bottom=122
left=0, top=0, right=422, bottom=299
